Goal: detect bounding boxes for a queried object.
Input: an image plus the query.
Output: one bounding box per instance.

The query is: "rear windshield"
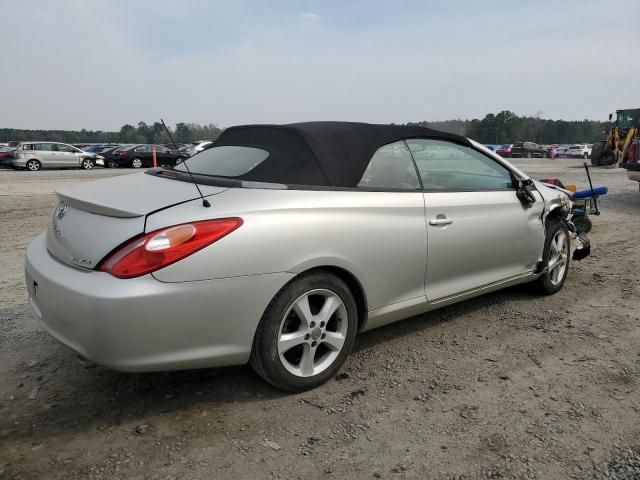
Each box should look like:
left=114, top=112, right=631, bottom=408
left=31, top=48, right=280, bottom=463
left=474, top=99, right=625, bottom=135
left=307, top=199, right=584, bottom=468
left=174, top=146, right=269, bottom=177
left=512, top=143, right=524, bottom=147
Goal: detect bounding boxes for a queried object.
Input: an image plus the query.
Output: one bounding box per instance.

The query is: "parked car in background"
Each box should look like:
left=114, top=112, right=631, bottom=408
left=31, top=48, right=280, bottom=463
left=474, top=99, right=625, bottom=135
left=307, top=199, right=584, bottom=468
left=566, top=144, right=591, bottom=159
left=24, top=122, right=587, bottom=391
left=100, top=145, right=131, bottom=168
left=510, top=142, right=547, bottom=158
left=0, top=146, right=16, bottom=168
left=496, top=144, right=513, bottom=157
left=552, top=145, right=571, bottom=159
left=82, top=144, right=120, bottom=154
left=13, top=142, right=105, bottom=171
left=115, top=144, right=186, bottom=168
left=483, top=144, right=500, bottom=152
left=193, top=141, right=213, bottom=154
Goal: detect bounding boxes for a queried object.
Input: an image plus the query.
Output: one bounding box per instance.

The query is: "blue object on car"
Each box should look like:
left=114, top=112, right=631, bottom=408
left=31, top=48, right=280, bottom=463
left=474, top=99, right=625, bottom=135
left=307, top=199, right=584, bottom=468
left=571, top=186, right=608, bottom=199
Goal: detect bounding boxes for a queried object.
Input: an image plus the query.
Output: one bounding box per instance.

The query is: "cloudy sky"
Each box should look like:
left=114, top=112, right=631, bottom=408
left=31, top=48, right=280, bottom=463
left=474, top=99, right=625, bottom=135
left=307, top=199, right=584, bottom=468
left=1, top=0, right=638, bottom=130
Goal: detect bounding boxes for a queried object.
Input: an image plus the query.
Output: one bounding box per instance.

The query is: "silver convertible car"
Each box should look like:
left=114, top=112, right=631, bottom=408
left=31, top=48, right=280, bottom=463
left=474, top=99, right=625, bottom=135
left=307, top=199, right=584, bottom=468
left=25, top=122, right=589, bottom=391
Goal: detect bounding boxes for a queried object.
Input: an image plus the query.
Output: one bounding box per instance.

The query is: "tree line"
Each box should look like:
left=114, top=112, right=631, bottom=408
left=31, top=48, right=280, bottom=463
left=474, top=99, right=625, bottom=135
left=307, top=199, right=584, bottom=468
left=0, top=122, right=223, bottom=145
left=409, top=111, right=607, bottom=145
left=0, top=112, right=608, bottom=145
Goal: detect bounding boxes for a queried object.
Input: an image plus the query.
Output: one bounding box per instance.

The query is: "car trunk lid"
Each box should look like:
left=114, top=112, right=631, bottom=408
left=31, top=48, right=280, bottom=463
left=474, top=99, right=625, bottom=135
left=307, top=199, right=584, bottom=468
left=46, top=172, right=228, bottom=270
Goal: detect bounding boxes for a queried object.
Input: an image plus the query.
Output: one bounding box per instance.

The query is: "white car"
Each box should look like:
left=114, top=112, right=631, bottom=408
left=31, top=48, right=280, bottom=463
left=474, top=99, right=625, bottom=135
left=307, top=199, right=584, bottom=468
left=567, top=144, right=592, bottom=159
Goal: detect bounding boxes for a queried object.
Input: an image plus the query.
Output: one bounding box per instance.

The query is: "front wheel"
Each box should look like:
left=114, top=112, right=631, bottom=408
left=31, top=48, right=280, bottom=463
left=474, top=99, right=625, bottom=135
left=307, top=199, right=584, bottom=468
left=532, top=219, right=570, bottom=294
left=526, top=151, right=532, bottom=158
left=250, top=272, right=358, bottom=391
left=81, top=158, right=95, bottom=170
left=106, top=159, right=118, bottom=169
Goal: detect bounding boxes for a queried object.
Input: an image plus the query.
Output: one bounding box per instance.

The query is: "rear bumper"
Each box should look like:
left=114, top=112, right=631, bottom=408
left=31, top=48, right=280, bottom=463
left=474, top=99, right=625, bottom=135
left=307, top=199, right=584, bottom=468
left=25, top=233, right=294, bottom=371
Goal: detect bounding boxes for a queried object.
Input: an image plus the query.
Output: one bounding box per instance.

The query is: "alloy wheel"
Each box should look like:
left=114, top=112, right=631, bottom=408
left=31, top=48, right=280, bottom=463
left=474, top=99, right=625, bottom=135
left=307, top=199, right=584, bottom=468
left=277, top=289, right=348, bottom=377
left=132, top=158, right=142, bottom=168
left=548, top=230, right=568, bottom=286
left=27, top=160, right=40, bottom=171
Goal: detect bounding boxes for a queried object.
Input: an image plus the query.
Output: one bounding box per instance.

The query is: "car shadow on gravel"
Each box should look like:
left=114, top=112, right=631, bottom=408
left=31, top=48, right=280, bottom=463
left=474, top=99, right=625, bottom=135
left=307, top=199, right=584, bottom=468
left=2, top=286, right=540, bottom=443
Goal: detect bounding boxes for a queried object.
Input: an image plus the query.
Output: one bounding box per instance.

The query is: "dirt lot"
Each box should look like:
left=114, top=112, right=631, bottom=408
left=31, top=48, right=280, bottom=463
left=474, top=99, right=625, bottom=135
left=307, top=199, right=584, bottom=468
left=1, top=162, right=639, bottom=480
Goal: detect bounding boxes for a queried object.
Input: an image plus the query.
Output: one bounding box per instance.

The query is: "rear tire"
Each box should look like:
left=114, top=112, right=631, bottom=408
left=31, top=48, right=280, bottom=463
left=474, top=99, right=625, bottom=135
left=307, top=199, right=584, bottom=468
left=250, top=272, right=358, bottom=392
left=26, top=159, right=41, bottom=171
left=131, top=158, right=143, bottom=168
left=532, top=219, right=570, bottom=294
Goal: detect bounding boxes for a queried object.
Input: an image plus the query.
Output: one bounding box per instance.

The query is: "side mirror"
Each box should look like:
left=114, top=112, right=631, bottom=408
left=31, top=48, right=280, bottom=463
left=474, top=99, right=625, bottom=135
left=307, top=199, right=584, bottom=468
left=608, top=113, right=613, bottom=121
left=511, top=173, right=536, bottom=208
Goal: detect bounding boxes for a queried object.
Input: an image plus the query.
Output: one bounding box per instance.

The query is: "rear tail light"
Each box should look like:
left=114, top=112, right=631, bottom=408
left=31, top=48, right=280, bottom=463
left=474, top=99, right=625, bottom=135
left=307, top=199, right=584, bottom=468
left=98, top=218, right=243, bottom=278
left=119, top=151, right=128, bottom=157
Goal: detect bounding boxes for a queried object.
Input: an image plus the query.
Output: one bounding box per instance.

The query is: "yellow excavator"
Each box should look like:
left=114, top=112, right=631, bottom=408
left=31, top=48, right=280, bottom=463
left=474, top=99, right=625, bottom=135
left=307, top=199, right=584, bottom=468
left=591, top=108, right=640, bottom=167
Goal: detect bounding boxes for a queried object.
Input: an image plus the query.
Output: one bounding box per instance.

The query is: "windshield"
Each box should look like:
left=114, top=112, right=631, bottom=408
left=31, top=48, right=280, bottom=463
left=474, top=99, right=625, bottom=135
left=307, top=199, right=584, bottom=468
left=174, top=146, right=269, bottom=177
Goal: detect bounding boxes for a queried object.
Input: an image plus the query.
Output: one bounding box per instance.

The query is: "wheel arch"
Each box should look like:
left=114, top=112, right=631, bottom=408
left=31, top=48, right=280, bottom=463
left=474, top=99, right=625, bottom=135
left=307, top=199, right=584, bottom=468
left=289, top=264, right=369, bottom=332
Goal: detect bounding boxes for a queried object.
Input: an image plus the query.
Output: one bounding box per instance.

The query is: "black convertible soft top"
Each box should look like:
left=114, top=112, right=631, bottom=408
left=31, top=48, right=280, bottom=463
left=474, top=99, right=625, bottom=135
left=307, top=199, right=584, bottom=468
left=212, top=121, right=471, bottom=188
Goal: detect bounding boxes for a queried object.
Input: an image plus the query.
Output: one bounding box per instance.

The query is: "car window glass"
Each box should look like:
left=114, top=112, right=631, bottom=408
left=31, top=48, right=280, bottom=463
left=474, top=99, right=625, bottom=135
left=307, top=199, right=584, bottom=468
left=357, top=141, right=420, bottom=190
left=174, top=146, right=269, bottom=177
left=56, top=144, right=76, bottom=153
left=135, top=145, right=149, bottom=152
left=35, top=143, right=54, bottom=151
left=406, top=139, right=513, bottom=190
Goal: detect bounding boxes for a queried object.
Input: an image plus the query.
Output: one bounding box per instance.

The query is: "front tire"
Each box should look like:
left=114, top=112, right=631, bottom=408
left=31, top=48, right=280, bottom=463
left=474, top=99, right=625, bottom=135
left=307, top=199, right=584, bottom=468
left=81, top=158, right=95, bottom=170
left=533, top=219, right=570, bottom=294
left=591, top=140, right=605, bottom=165
left=106, top=159, right=118, bottom=169
left=250, top=272, right=358, bottom=392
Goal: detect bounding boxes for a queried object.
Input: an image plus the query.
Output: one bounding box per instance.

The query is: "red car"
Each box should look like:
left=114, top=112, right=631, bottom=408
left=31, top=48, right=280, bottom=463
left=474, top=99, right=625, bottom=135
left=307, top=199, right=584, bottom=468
left=496, top=144, right=513, bottom=157
left=0, top=146, right=16, bottom=167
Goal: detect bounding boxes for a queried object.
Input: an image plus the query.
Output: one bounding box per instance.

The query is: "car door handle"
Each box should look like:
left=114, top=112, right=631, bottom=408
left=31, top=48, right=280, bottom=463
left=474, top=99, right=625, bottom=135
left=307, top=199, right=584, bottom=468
left=429, top=217, right=453, bottom=226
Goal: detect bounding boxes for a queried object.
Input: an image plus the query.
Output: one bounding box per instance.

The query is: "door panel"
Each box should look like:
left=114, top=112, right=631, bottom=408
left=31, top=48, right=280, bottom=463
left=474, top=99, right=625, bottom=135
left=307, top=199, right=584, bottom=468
left=424, top=190, right=544, bottom=301
left=36, top=143, right=57, bottom=167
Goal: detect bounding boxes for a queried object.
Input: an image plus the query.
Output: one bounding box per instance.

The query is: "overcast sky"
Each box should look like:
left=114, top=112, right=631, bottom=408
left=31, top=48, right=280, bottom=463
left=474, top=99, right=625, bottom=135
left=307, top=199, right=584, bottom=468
left=1, top=0, right=638, bottom=130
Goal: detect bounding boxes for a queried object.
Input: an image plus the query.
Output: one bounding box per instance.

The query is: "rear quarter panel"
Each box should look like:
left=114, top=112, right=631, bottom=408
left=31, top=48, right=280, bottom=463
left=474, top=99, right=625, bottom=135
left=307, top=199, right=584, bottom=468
left=147, top=188, right=428, bottom=311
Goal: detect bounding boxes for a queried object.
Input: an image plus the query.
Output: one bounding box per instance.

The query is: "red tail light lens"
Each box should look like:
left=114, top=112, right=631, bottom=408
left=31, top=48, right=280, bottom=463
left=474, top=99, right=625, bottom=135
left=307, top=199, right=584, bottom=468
left=98, top=218, right=243, bottom=278
left=119, top=151, right=128, bottom=157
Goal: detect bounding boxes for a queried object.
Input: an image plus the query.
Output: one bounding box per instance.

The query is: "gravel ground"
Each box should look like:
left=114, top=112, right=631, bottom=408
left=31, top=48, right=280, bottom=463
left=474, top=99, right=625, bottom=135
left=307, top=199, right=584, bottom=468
left=0, top=161, right=639, bottom=480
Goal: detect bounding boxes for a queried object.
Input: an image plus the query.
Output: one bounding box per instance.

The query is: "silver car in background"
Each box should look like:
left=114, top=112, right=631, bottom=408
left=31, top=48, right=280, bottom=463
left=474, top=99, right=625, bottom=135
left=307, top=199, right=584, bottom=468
left=25, top=122, right=590, bottom=391
left=13, top=141, right=104, bottom=171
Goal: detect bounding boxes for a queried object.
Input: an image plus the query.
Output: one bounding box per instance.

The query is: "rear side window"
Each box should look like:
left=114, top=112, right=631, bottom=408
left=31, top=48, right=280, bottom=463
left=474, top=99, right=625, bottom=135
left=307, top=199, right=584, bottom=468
left=175, top=146, right=269, bottom=177
left=357, top=141, right=420, bottom=190
left=56, top=144, right=77, bottom=153
left=35, top=143, right=54, bottom=151
left=406, top=139, right=513, bottom=190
